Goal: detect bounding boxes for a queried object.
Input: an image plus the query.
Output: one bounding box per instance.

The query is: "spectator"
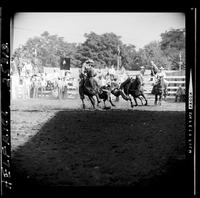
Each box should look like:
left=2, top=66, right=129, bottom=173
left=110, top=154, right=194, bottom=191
left=57, top=77, right=65, bottom=100
left=32, top=76, right=39, bottom=98
left=23, top=75, right=32, bottom=99
left=175, top=85, right=185, bottom=102
left=40, top=77, right=47, bottom=97
left=139, top=66, right=145, bottom=84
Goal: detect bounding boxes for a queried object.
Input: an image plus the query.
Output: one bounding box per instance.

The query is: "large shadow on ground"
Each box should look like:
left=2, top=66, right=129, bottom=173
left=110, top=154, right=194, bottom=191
left=10, top=110, right=191, bottom=196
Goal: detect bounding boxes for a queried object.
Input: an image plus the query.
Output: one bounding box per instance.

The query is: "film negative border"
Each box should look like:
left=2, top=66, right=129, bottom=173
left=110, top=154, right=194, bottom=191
left=185, top=7, right=197, bottom=196
left=1, top=5, right=12, bottom=197
left=0, top=5, right=198, bottom=197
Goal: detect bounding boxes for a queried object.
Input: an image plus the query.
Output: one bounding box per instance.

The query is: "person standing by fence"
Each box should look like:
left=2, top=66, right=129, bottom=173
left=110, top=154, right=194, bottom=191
left=32, top=76, right=39, bottom=98
left=175, top=85, right=185, bottom=102
left=40, top=76, right=47, bottom=97
left=139, top=66, right=145, bottom=87
left=23, top=75, right=31, bottom=99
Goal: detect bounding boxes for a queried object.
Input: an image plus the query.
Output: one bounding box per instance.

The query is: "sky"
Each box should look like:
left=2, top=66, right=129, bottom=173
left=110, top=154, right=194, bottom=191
left=12, top=12, right=185, bottom=51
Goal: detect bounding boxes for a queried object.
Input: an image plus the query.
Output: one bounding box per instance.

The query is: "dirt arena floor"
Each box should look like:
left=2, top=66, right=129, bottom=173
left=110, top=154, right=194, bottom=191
left=10, top=96, right=190, bottom=196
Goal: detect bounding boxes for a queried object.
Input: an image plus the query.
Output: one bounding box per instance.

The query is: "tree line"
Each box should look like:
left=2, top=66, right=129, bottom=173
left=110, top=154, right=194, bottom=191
left=12, top=28, right=185, bottom=71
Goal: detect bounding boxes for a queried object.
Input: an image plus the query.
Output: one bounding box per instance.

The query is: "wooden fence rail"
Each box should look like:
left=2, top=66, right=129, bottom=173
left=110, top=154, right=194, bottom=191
left=143, top=75, right=185, bottom=95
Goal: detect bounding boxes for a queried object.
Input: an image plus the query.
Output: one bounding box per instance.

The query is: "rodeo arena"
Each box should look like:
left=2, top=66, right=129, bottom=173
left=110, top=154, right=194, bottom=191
left=10, top=50, right=187, bottom=195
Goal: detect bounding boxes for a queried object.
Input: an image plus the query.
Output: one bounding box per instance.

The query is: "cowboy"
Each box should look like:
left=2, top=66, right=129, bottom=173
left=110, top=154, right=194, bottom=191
left=80, top=59, right=93, bottom=76
left=81, top=59, right=98, bottom=88
left=81, top=59, right=101, bottom=103
left=151, top=66, right=168, bottom=95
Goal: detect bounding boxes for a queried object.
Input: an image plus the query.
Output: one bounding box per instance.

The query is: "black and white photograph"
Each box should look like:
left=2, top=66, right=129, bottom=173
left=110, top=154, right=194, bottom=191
left=0, top=9, right=197, bottom=197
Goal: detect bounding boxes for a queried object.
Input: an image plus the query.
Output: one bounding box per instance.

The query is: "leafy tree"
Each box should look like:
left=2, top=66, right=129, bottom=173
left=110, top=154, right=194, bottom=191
left=160, top=28, right=185, bottom=70
left=75, top=31, right=140, bottom=70
left=12, top=31, right=79, bottom=71
left=137, top=41, right=171, bottom=70
left=75, top=32, right=123, bottom=68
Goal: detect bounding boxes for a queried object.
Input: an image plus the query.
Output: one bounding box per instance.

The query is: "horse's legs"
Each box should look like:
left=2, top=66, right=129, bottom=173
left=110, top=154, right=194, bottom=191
left=80, top=94, right=86, bottom=109
left=154, top=94, right=157, bottom=105
left=130, top=97, right=134, bottom=108
left=133, top=96, right=138, bottom=106
left=96, top=94, right=101, bottom=104
left=95, top=95, right=100, bottom=106
left=159, top=94, right=162, bottom=105
left=79, top=86, right=86, bottom=109
left=81, top=99, right=86, bottom=109
left=89, top=96, right=95, bottom=109
left=138, top=96, right=143, bottom=105
left=109, top=96, right=115, bottom=107
left=140, top=93, right=148, bottom=106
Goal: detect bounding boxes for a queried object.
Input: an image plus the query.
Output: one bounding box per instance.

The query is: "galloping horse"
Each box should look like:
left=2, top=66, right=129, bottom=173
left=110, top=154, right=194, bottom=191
left=151, top=76, right=168, bottom=105
left=79, top=73, right=100, bottom=109
left=119, top=75, right=148, bottom=108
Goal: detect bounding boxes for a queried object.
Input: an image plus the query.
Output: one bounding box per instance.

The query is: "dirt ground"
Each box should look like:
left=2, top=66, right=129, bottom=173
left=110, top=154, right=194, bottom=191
left=10, top=96, right=190, bottom=196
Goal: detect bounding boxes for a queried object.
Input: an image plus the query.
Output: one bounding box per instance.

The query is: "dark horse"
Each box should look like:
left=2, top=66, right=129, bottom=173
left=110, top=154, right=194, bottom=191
left=119, top=75, right=148, bottom=108
left=79, top=73, right=115, bottom=109
left=79, top=73, right=100, bottom=109
left=151, top=76, right=168, bottom=105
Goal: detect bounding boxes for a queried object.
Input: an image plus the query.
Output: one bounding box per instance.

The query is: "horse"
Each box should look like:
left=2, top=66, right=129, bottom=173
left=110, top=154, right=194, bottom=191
left=79, top=73, right=100, bottom=109
left=151, top=76, right=168, bottom=105
left=119, top=75, right=148, bottom=108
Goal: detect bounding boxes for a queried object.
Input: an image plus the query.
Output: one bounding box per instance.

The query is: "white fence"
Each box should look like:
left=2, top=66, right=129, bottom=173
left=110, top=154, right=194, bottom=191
left=11, top=69, right=186, bottom=99
left=142, top=76, right=186, bottom=96
left=126, top=70, right=185, bottom=96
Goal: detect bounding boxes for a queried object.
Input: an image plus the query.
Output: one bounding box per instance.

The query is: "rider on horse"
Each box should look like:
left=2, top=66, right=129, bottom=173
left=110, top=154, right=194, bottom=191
left=80, top=59, right=101, bottom=103
left=151, top=63, right=168, bottom=95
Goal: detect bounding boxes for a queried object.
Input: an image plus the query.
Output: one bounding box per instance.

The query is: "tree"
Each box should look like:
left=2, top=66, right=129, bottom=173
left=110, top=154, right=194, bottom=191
left=120, top=44, right=138, bottom=70
left=75, top=31, right=140, bottom=70
left=160, top=28, right=185, bottom=70
left=12, top=31, right=79, bottom=71
left=137, top=41, right=171, bottom=70
left=75, top=32, right=124, bottom=68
